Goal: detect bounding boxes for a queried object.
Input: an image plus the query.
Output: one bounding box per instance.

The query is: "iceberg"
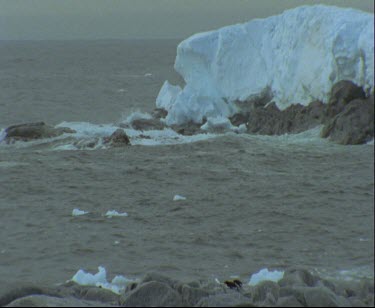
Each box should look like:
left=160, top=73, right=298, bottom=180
left=156, top=5, right=374, bottom=126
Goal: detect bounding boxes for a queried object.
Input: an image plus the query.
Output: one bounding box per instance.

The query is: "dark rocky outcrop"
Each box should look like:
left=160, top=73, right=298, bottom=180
left=4, top=122, right=75, bottom=143
left=129, top=118, right=166, bottom=131
left=151, top=108, right=168, bottom=119
left=103, top=129, right=130, bottom=147
left=230, top=100, right=325, bottom=136
left=228, top=80, right=373, bottom=144
left=321, top=95, right=374, bottom=144
left=323, top=80, right=366, bottom=120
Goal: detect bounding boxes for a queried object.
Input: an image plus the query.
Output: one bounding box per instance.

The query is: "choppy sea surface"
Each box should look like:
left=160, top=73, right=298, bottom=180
left=0, top=40, right=373, bottom=287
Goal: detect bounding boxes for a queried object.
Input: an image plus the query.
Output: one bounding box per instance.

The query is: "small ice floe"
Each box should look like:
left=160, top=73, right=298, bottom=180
left=173, top=194, right=187, bottom=201
left=105, top=210, right=128, bottom=218
left=248, top=268, right=284, bottom=286
left=71, top=266, right=133, bottom=294
left=72, top=209, right=89, bottom=216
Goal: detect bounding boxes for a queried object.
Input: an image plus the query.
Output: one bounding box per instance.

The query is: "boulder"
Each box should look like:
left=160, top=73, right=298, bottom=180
left=303, top=286, right=351, bottom=307
left=276, top=295, right=304, bottom=307
left=120, top=281, right=184, bottom=307
left=103, top=129, right=130, bottom=146
left=321, top=95, right=374, bottom=144
left=324, top=80, right=366, bottom=120
left=4, top=122, right=75, bottom=143
left=5, top=294, right=113, bottom=307
left=130, top=118, right=166, bottom=131
left=0, top=285, right=54, bottom=307
left=151, top=108, right=168, bottom=119
left=180, top=284, right=210, bottom=306
left=248, top=280, right=280, bottom=304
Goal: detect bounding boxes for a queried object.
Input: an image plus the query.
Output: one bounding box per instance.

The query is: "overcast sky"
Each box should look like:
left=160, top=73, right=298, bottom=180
left=0, top=0, right=373, bottom=40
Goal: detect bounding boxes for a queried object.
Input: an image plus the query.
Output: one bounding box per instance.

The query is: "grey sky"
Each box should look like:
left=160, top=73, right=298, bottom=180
left=0, top=0, right=373, bottom=40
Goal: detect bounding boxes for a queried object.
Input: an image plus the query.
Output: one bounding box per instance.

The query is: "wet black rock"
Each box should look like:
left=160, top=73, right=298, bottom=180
left=103, top=129, right=130, bottom=146
left=228, top=80, right=373, bottom=145
left=151, top=108, right=168, bottom=119
left=324, top=80, right=366, bottom=120
left=321, top=95, right=374, bottom=144
left=171, top=122, right=204, bottom=136
left=4, top=122, right=75, bottom=143
left=130, top=118, right=166, bottom=131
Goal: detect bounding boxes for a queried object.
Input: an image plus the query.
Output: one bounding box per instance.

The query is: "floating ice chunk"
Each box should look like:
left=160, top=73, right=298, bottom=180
left=248, top=268, right=284, bottom=286
left=72, top=266, right=107, bottom=286
left=72, top=209, right=89, bottom=216
left=173, top=194, right=187, bottom=201
left=105, top=210, right=128, bottom=218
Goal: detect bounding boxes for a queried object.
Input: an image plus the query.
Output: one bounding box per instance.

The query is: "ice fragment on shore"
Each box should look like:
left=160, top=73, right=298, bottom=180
left=71, top=266, right=133, bottom=294
left=72, top=266, right=107, bottom=286
left=105, top=210, right=128, bottom=218
left=173, top=194, right=187, bottom=201
left=248, top=268, right=284, bottom=286
left=72, top=209, right=88, bottom=216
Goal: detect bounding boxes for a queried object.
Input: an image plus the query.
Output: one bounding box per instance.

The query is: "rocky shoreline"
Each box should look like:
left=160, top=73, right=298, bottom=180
left=0, top=268, right=373, bottom=307
left=1, top=81, right=373, bottom=147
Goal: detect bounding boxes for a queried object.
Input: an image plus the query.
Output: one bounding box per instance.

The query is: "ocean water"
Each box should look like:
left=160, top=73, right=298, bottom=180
left=0, top=40, right=373, bottom=287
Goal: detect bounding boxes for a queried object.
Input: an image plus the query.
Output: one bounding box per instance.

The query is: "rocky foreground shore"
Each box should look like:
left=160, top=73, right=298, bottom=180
left=0, top=268, right=373, bottom=307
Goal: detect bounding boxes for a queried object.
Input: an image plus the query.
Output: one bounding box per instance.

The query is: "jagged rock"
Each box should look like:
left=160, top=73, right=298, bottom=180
left=130, top=118, right=166, bottom=131
left=103, top=129, right=130, bottom=146
left=4, top=122, right=75, bottom=143
left=195, top=292, right=252, bottom=307
left=171, top=122, right=204, bottom=136
left=152, top=108, right=168, bottom=119
left=5, top=294, right=113, bottom=307
left=321, top=95, right=374, bottom=144
left=120, top=281, right=184, bottom=307
left=324, top=80, right=366, bottom=120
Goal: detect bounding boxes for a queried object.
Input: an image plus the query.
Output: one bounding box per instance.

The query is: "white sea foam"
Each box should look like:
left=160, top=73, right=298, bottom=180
left=156, top=5, right=374, bottom=126
left=248, top=268, right=284, bottom=286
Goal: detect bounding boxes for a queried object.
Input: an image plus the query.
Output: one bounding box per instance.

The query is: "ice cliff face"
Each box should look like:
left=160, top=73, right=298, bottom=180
left=156, top=5, right=374, bottom=126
